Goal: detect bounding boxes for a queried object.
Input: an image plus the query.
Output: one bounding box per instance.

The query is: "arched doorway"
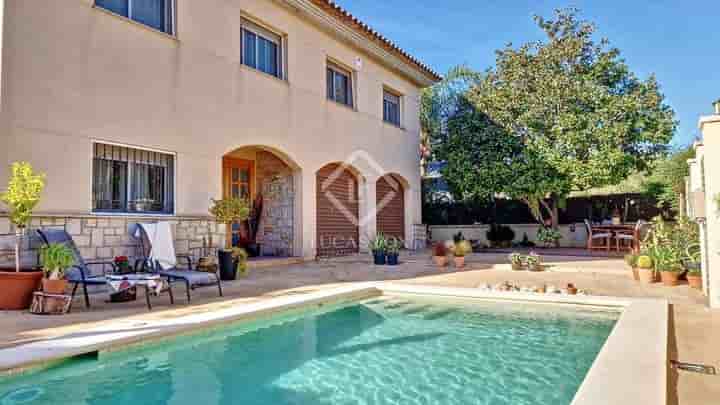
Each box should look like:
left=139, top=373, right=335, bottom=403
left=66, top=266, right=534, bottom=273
left=223, top=146, right=300, bottom=257
left=316, top=163, right=360, bottom=257
left=376, top=174, right=406, bottom=241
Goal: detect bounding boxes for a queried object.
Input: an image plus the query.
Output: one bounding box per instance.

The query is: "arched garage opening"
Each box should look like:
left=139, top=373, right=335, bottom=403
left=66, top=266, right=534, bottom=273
left=376, top=173, right=407, bottom=241
left=316, top=162, right=362, bottom=257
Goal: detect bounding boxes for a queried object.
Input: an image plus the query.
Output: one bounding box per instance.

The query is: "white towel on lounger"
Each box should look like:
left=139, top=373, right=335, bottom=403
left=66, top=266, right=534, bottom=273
left=136, top=222, right=177, bottom=270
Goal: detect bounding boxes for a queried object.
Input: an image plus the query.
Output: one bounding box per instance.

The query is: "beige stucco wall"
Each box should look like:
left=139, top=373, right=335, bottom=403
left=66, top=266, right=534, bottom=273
left=0, top=0, right=428, bottom=258
left=698, top=115, right=720, bottom=307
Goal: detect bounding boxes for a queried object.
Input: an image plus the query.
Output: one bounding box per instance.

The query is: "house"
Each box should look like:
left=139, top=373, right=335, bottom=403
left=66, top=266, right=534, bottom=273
left=0, top=0, right=440, bottom=261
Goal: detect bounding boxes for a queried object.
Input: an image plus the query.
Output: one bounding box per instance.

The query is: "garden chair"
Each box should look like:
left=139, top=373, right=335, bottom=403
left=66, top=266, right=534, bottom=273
left=135, top=222, right=222, bottom=302
left=36, top=229, right=117, bottom=310
left=583, top=220, right=612, bottom=253
left=615, top=220, right=646, bottom=253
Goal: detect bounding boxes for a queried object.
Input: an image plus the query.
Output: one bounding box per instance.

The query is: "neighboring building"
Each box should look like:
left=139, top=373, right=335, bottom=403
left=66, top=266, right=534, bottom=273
left=0, top=0, right=440, bottom=261
left=688, top=100, right=720, bottom=308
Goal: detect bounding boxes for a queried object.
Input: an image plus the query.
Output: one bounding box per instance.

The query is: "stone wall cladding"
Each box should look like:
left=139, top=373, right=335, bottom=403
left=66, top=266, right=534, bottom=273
left=256, top=151, right=294, bottom=257
left=0, top=215, right=226, bottom=268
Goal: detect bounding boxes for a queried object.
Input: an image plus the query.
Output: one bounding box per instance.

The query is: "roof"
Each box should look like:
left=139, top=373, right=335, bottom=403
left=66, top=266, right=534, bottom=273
left=310, top=0, right=442, bottom=84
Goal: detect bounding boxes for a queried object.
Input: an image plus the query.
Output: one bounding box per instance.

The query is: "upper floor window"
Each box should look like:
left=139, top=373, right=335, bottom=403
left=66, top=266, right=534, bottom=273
left=383, top=90, right=401, bottom=126
left=241, top=19, right=283, bottom=79
left=92, top=143, right=175, bottom=214
left=95, top=0, right=175, bottom=35
left=327, top=63, right=354, bottom=108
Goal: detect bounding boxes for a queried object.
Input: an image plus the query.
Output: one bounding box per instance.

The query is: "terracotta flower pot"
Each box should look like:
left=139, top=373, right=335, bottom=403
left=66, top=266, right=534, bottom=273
left=433, top=256, right=448, bottom=267
left=454, top=256, right=465, bottom=268
left=0, top=270, right=43, bottom=310
left=660, top=271, right=681, bottom=287
left=511, top=263, right=524, bottom=271
left=567, top=284, right=578, bottom=295
left=631, top=267, right=639, bottom=281
left=637, top=268, right=656, bottom=284
left=42, top=279, right=68, bottom=295
left=687, top=274, right=703, bottom=289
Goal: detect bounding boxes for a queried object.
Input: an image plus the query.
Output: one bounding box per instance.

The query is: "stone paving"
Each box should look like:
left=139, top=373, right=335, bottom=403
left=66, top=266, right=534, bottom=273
left=1, top=251, right=718, bottom=404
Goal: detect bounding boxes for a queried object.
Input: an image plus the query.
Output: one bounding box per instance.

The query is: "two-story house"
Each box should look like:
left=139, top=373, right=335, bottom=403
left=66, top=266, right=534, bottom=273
left=0, top=0, right=440, bottom=261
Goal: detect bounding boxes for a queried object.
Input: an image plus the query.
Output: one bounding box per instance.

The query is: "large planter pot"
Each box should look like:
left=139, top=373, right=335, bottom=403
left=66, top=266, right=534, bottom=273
left=218, top=249, right=236, bottom=281
left=433, top=255, right=448, bottom=267
left=687, top=274, right=703, bottom=289
left=386, top=253, right=399, bottom=266
left=660, top=271, right=681, bottom=287
left=42, top=279, right=68, bottom=295
left=511, top=263, right=524, bottom=271
left=0, top=270, right=43, bottom=310
left=372, top=251, right=386, bottom=265
left=637, top=268, right=656, bottom=284
left=454, top=256, right=465, bottom=268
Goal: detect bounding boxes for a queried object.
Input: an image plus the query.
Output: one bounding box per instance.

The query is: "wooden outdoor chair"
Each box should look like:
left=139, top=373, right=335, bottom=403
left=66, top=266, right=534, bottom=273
left=584, top=220, right=612, bottom=252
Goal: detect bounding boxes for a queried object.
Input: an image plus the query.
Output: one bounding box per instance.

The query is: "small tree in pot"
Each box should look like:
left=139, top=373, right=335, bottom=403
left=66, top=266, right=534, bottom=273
left=431, top=242, right=448, bottom=267
left=210, top=197, right=250, bottom=281
left=636, top=255, right=655, bottom=284
left=452, top=240, right=472, bottom=268
left=0, top=162, right=45, bottom=310
left=369, top=233, right=387, bottom=265
left=385, top=237, right=402, bottom=266
left=39, top=243, right=75, bottom=294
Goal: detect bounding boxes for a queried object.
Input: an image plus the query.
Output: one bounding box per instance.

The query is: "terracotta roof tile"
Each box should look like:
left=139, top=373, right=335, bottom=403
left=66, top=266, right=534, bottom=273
left=310, top=0, right=442, bottom=83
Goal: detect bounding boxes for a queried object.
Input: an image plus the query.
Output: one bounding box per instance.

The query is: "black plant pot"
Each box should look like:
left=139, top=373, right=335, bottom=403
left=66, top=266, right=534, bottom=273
left=218, top=249, right=236, bottom=281
left=372, top=251, right=386, bottom=265
left=386, top=253, right=399, bottom=266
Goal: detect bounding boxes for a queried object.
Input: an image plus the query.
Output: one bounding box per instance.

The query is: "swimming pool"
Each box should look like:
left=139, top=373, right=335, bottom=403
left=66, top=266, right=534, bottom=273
left=0, top=295, right=618, bottom=405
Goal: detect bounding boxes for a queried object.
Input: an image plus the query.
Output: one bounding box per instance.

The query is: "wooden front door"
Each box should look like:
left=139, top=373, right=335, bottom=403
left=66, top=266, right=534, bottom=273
left=223, top=158, right=253, bottom=248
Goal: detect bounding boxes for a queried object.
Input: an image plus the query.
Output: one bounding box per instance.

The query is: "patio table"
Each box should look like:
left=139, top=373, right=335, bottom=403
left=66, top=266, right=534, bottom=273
left=106, top=274, right=172, bottom=310
left=593, top=224, right=639, bottom=252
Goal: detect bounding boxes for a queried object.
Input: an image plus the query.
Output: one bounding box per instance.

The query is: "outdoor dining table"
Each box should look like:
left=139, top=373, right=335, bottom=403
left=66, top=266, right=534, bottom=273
left=106, top=273, right=171, bottom=310
left=593, top=224, right=639, bottom=252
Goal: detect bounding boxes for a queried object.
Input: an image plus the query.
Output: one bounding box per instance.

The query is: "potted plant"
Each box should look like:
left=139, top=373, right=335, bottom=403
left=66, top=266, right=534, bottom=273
left=39, top=243, right=74, bottom=295
left=659, top=260, right=683, bottom=287
left=566, top=283, right=578, bottom=295
left=431, top=242, right=448, bottom=267
left=209, top=197, right=250, bottom=281
left=385, top=237, right=402, bottom=266
left=232, top=247, right=249, bottom=278
left=508, top=252, right=524, bottom=270
left=526, top=252, right=543, bottom=271
left=452, top=240, right=472, bottom=268
left=0, top=162, right=45, bottom=310
left=624, top=253, right=639, bottom=281
left=537, top=227, right=561, bottom=248
left=636, top=255, right=655, bottom=284
left=114, top=256, right=132, bottom=274
left=369, top=233, right=387, bottom=265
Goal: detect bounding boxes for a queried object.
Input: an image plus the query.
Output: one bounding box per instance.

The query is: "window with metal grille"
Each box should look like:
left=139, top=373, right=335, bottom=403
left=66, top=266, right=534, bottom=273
left=92, top=143, right=175, bottom=214
left=327, top=63, right=354, bottom=107
left=95, top=0, right=175, bottom=35
left=383, top=90, right=401, bottom=126
left=241, top=18, right=283, bottom=78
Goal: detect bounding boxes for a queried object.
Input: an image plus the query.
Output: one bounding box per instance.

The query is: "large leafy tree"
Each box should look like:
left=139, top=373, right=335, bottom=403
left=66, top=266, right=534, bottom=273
left=428, top=8, right=676, bottom=227
left=643, top=146, right=695, bottom=213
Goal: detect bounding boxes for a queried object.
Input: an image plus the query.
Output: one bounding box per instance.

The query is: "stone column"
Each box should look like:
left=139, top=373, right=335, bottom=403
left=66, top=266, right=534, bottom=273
left=300, top=169, right=316, bottom=259
left=699, top=111, right=720, bottom=308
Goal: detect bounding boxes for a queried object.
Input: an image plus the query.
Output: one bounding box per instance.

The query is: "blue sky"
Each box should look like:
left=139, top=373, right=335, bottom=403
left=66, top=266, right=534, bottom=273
left=337, top=0, right=720, bottom=147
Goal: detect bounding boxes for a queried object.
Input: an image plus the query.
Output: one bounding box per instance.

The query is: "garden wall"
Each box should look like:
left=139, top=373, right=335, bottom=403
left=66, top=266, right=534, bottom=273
left=0, top=215, right=225, bottom=269
left=428, top=223, right=589, bottom=248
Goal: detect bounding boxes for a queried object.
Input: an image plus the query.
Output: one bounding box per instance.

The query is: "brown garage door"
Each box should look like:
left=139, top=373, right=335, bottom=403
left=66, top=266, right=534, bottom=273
left=376, top=174, right=405, bottom=241
left=316, top=163, right=359, bottom=257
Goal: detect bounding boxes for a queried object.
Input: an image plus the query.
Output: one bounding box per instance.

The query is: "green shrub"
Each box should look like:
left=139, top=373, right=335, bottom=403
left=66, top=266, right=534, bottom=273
left=637, top=255, right=653, bottom=269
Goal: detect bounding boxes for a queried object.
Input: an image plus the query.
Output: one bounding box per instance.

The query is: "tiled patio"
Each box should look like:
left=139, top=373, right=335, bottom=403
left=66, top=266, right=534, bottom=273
left=1, top=251, right=718, bottom=404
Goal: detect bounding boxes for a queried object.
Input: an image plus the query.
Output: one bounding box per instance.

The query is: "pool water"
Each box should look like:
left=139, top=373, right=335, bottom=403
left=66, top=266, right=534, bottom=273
left=0, top=296, right=618, bottom=405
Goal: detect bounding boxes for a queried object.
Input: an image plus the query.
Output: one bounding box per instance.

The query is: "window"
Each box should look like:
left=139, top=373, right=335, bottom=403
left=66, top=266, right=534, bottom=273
left=241, top=19, right=283, bottom=78
left=383, top=90, right=401, bottom=126
left=92, top=143, right=175, bottom=214
left=95, top=0, right=174, bottom=35
left=327, top=63, right=354, bottom=107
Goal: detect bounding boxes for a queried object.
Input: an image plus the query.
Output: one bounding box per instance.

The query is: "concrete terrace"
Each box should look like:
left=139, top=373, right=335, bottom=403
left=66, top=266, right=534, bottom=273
left=1, top=251, right=718, bottom=405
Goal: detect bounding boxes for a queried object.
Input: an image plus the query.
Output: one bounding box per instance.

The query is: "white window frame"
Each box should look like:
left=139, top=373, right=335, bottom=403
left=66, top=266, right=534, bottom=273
left=382, top=88, right=403, bottom=127
left=240, top=18, right=285, bottom=80
left=327, top=62, right=355, bottom=108
left=91, top=140, right=177, bottom=216
left=94, top=0, right=176, bottom=36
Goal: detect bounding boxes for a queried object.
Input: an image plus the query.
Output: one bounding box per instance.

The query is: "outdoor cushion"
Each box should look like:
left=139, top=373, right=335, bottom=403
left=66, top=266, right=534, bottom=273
left=158, top=269, right=218, bottom=286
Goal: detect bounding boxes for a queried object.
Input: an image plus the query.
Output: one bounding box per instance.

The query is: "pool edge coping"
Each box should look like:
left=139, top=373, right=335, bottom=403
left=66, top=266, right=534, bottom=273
left=0, top=283, right=667, bottom=405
